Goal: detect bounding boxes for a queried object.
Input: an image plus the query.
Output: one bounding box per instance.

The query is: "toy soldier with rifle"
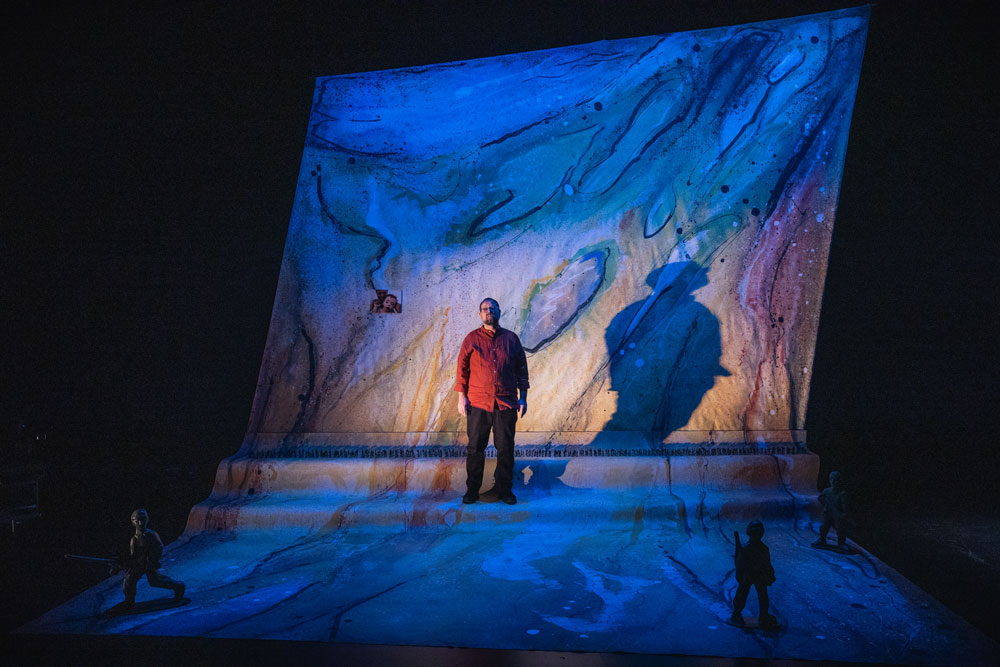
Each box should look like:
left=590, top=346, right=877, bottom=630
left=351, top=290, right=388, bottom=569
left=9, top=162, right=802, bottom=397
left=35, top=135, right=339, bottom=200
left=812, top=471, right=853, bottom=553
left=66, top=508, right=185, bottom=612
left=730, top=519, right=778, bottom=629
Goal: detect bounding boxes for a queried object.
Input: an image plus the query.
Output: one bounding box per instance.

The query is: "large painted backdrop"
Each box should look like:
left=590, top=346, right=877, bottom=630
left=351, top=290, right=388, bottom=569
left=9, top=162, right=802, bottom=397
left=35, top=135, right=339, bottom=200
left=244, top=7, right=868, bottom=455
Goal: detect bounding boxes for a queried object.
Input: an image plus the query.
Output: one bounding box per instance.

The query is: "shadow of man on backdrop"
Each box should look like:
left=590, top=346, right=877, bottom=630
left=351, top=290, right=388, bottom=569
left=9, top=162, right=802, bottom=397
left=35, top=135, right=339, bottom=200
left=596, top=261, right=728, bottom=444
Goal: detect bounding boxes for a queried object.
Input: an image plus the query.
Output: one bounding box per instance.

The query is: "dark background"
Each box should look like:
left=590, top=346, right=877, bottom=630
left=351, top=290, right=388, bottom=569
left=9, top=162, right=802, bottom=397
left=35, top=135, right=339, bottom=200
left=2, top=0, right=997, bottom=648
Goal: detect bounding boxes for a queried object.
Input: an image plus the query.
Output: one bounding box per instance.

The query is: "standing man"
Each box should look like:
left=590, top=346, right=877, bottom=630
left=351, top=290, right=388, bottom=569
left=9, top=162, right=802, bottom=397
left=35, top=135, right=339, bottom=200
left=455, top=297, right=529, bottom=505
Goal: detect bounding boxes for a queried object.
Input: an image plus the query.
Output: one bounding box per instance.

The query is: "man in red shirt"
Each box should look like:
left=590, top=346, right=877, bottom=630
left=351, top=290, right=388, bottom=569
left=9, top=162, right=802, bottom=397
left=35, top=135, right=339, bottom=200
left=455, top=297, right=529, bottom=504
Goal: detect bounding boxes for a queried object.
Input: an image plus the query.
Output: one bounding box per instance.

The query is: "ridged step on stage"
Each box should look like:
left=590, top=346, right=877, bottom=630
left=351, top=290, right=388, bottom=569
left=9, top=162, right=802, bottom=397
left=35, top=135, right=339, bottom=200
left=185, top=452, right=820, bottom=534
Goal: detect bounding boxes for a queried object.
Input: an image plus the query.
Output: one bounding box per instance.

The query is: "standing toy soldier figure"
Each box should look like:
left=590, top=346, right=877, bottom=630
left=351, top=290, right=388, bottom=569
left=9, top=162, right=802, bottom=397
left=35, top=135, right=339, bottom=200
left=730, top=519, right=778, bottom=628
left=812, top=471, right=850, bottom=552
left=121, top=508, right=185, bottom=608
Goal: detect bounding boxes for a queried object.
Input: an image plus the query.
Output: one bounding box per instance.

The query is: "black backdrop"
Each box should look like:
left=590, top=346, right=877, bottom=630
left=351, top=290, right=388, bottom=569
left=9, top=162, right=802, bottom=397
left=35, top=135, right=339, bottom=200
left=3, top=1, right=997, bottom=510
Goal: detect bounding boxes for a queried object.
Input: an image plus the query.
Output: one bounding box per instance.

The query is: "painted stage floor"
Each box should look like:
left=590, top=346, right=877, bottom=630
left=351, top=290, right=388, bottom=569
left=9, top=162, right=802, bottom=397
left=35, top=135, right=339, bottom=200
left=19, top=491, right=999, bottom=665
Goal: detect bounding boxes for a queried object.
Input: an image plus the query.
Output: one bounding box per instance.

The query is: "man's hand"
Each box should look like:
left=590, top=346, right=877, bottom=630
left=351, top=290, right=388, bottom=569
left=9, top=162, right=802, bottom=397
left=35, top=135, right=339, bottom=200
left=518, top=398, right=527, bottom=418
left=458, top=393, right=470, bottom=417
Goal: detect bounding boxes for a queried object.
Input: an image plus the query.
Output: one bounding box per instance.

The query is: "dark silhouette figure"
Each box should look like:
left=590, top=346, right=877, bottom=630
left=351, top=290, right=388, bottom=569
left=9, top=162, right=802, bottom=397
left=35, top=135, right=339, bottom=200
left=120, top=508, right=185, bottom=608
left=812, top=471, right=851, bottom=552
left=600, top=261, right=727, bottom=440
left=731, top=519, right=778, bottom=628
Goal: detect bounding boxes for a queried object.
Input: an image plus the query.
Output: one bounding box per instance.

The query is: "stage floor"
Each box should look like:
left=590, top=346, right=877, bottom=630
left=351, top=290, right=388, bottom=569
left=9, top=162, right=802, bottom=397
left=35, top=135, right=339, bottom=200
left=17, top=492, right=999, bottom=665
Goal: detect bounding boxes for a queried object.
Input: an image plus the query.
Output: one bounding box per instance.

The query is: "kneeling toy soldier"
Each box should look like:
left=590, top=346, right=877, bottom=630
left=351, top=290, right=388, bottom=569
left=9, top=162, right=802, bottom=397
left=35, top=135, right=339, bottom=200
left=121, top=508, right=185, bottom=608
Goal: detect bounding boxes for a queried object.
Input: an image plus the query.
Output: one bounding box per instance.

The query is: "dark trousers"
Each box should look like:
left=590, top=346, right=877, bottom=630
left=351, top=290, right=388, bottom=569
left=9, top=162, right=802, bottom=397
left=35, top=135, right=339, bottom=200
left=466, top=405, right=516, bottom=494
left=733, top=581, right=770, bottom=617
left=819, top=515, right=846, bottom=545
left=123, top=569, right=183, bottom=602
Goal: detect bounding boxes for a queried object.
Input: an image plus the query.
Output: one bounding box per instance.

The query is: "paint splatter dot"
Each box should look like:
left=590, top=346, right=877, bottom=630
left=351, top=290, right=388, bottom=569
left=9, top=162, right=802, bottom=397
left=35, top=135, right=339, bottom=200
left=720, top=258, right=725, bottom=263
left=721, top=184, right=730, bottom=193
left=564, top=183, right=574, bottom=196
left=580, top=634, right=589, bottom=638
left=676, top=227, right=683, bottom=235
left=563, top=606, right=572, bottom=610
left=628, top=342, right=636, bottom=349
left=751, top=207, right=760, bottom=216
left=635, top=358, right=645, bottom=368
left=693, top=44, right=702, bottom=52
left=708, top=625, right=718, bottom=630
left=526, top=629, right=540, bottom=635
left=811, top=36, right=819, bottom=44
left=816, top=213, right=825, bottom=222
left=769, top=409, right=776, bottom=415
left=594, top=101, right=603, bottom=111
left=742, top=198, right=749, bottom=204
left=778, top=316, right=784, bottom=322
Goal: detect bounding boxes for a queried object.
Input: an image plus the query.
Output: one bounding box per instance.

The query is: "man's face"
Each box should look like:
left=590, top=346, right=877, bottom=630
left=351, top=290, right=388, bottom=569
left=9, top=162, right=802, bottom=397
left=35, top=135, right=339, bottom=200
left=131, top=510, right=148, bottom=530
left=479, top=300, right=500, bottom=326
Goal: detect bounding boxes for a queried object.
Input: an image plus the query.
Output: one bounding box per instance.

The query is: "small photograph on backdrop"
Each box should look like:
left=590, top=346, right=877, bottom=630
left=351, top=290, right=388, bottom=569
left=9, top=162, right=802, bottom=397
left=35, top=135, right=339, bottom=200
left=369, top=289, right=402, bottom=314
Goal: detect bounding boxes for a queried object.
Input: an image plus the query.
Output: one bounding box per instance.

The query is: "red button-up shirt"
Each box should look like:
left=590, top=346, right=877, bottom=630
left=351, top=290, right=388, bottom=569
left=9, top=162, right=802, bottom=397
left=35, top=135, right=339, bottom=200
left=455, top=326, right=530, bottom=411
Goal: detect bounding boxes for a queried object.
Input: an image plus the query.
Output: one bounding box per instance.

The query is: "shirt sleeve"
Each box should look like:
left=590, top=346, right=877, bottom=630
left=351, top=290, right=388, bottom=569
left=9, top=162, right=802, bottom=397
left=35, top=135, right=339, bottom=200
left=513, top=335, right=530, bottom=391
left=455, top=334, right=472, bottom=393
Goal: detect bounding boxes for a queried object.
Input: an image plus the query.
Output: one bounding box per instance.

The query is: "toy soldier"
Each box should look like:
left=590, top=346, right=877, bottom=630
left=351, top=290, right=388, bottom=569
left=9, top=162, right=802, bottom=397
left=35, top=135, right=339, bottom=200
left=121, top=508, right=185, bottom=608
left=812, top=471, right=850, bottom=552
left=730, top=519, right=778, bottom=628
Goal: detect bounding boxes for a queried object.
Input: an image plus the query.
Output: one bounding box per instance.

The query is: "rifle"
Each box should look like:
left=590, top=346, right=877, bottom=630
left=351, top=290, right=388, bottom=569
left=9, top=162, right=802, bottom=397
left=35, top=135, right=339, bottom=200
left=64, top=553, right=127, bottom=574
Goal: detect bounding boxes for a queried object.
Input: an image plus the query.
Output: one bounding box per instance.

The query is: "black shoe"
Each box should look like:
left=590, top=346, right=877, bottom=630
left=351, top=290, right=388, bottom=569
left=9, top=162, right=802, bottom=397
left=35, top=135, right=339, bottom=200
left=462, top=492, right=478, bottom=504
left=728, top=612, right=744, bottom=626
left=478, top=486, right=500, bottom=503
left=499, top=491, right=517, bottom=505
left=174, top=582, right=186, bottom=601
left=759, top=613, right=779, bottom=629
